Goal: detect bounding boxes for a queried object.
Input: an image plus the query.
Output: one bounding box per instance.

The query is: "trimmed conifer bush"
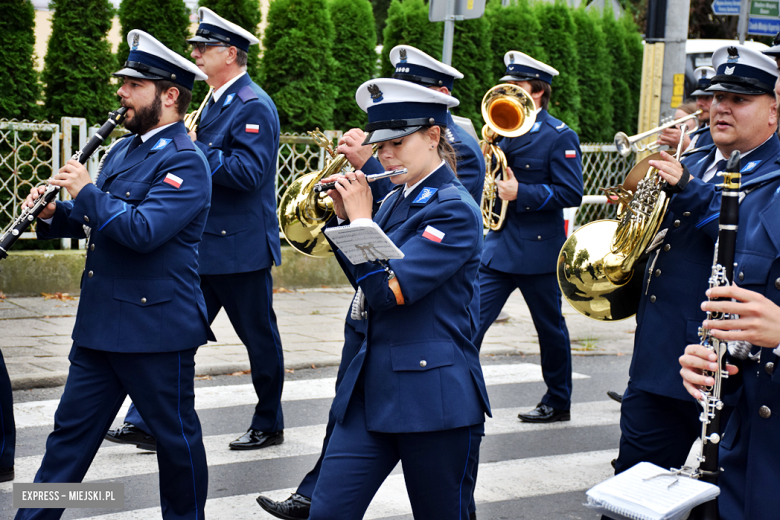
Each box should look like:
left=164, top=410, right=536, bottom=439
left=571, top=7, right=613, bottom=142
left=380, top=0, right=442, bottom=79
left=450, top=16, right=492, bottom=127
left=621, top=12, right=644, bottom=133
left=371, top=0, right=392, bottom=44
left=0, top=0, right=40, bottom=120
left=533, top=0, right=581, bottom=133
left=260, top=0, right=336, bottom=132
left=42, top=0, right=115, bottom=125
left=330, top=0, right=377, bottom=131
left=601, top=5, right=633, bottom=136
left=116, top=0, right=191, bottom=72
left=485, top=0, right=547, bottom=85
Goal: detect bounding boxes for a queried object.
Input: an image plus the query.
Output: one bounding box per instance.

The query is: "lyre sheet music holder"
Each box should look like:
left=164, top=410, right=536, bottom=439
left=324, top=222, right=404, bottom=265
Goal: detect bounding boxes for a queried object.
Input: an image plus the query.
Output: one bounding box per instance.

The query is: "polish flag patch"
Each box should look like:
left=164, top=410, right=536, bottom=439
left=163, top=173, right=183, bottom=189
left=422, top=225, right=445, bottom=243
left=565, top=150, right=577, bottom=158
left=245, top=124, right=260, bottom=133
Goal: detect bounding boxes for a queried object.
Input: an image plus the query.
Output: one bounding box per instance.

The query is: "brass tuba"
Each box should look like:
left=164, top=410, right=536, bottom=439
left=184, top=87, right=214, bottom=132
left=480, top=84, right=537, bottom=230
left=556, top=119, right=694, bottom=321
left=278, top=129, right=358, bottom=258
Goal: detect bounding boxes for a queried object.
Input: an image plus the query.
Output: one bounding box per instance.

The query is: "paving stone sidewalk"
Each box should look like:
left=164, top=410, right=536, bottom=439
left=0, top=287, right=635, bottom=390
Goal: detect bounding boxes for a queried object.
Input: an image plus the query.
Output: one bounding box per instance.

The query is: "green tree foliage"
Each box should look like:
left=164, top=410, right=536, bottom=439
left=621, top=11, right=644, bottom=133
left=42, top=0, right=115, bottom=125
left=371, top=0, right=392, bottom=44
left=116, top=0, right=191, bottom=72
left=485, top=0, right=546, bottom=85
left=260, top=0, right=336, bottom=132
left=0, top=0, right=40, bottom=119
left=330, top=0, right=377, bottom=131
left=450, top=16, right=492, bottom=127
left=380, top=0, right=442, bottom=79
left=571, top=7, right=612, bottom=142
left=533, top=0, right=581, bottom=133
left=601, top=3, right=633, bottom=135
left=199, top=0, right=263, bottom=83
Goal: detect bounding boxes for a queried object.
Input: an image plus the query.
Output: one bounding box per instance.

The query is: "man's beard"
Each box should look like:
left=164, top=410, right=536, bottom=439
left=124, top=95, right=162, bottom=135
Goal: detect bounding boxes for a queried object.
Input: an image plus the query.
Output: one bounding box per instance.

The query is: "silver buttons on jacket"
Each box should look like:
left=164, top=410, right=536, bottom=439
left=141, top=297, right=147, bottom=304
left=87, top=271, right=93, bottom=278
left=766, top=362, right=775, bottom=375
left=84, top=216, right=89, bottom=223
left=673, top=220, right=680, bottom=227
left=221, top=230, right=227, bottom=236
left=759, top=406, right=771, bottom=419
left=419, top=360, right=427, bottom=368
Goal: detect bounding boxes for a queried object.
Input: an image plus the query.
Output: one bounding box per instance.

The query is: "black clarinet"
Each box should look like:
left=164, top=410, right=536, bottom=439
left=688, top=150, right=741, bottom=520
left=0, top=107, right=128, bottom=260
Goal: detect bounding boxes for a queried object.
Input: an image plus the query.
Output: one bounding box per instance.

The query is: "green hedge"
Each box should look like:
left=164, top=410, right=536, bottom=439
left=116, top=0, right=191, bottom=71
left=0, top=0, right=40, bottom=120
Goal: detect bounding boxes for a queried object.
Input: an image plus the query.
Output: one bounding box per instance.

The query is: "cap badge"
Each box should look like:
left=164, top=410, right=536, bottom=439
left=131, top=33, right=139, bottom=51
left=198, top=10, right=203, bottom=22
left=727, top=46, right=740, bottom=64
left=701, top=70, right=708, bottom=78
left=509, top=52, right=515, bottom=64
left=399, top=49, right=407, bottom=63
left=725, top=66, right=735, bottom=75
left=368, top=84, right=383, bottom=103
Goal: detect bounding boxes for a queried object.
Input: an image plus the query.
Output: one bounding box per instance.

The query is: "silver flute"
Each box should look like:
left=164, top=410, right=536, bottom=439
left=313, top=168, right=408, bottom=193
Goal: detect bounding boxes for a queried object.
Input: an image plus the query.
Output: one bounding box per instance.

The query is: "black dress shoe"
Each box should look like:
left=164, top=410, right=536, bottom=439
left=518, top=403, right=571, bottom=423
left=607, top=390, right=623, bottom=404
left=105, top=423, right=157, bottom=451
left=229, top=429, right=284, bottom=450
left=256, top=493, right=311, bottom=519
left=0, top=466, right=14, bottom=483
left=469, top=512, right=477, bottom=520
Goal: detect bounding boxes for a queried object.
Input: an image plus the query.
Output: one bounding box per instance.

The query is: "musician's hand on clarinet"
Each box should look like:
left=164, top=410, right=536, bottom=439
left=336, top=129, right=373, bottom=170
left=701, top=285, right=780, bottom=348
left=50, top=159, right=92, bottom=199
left=649, top=151, right=685, bottom=186
left=680, top=344, right=739, bottom=400
left=23, top=185, right=56, bottom=219
left=496, top=166, right=518, bottom=201
left=333, top=171, right=372, bottom=221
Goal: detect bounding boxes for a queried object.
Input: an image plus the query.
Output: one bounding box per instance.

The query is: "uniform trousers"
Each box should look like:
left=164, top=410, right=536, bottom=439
left=15, top=346, right=207, bottom=520
left=0, top=350, right=15, bottom=468
left=613, top=382, right=702, bottom=475
left=309, top=392, right=483, bottom=520
left=125, top=267, right=284, bottom=434
left=474, top=265, right=572, bottom=410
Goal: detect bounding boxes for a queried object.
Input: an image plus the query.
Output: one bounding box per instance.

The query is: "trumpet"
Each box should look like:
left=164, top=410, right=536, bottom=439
left=614, top=110, right=702, bottom=157
left=184, top=87, right=214, bottom=132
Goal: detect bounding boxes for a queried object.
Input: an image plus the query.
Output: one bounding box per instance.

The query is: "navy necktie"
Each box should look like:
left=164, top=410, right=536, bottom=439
left=126, top=135, right=142, bottom=155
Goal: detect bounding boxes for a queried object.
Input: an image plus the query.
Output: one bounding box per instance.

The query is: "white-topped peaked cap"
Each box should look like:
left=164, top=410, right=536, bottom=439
left=500, top=51, right=559, bottom=84
left=762, top=31, right=780, bottom=57
left=114, top=30, right=207, bottom=91
left=389, top=45, right=463, bottom=91
left=692, top=66, right=716, bottom=96
left=708, top=44, right=779, bottom=96
left=187, top=7, right=260, bottom=52
left=356, top=78, right=459, bottom=145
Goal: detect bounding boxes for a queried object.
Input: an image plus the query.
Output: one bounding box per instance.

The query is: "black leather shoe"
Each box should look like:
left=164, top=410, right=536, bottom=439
left=469, top=512, right=477, bottom=520
left=607, top=390, right=623, bottom=404
left=229, top=429, right=284, bottom=450
left=518, top=403, right=571, bottom=423
left=105, top=423, right=156, bottom=451
left=0, top=466, right=14, bottom=483
left=256, top=493, right=311, bottom=519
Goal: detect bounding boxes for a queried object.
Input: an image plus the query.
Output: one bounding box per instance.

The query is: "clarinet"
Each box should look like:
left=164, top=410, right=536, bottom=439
left=0, top=107, right=128, bottom=260
left=688, top=149, right=741, bottom=520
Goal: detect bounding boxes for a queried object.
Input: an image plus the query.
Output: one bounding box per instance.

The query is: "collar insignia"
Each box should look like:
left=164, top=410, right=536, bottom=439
left=725, top=66, right=735, bottom=75
left=131, top=33, right=139, bottom=51
left=413, top=187, right=437, bottom=204
left=742, top=160, right=761, bottom=172
left=151, top=138, right=171, bottom=151
left=530, top=121, right=542, bottom=134
left=223, top=93, right=235, bottom=107
left=727, top=46, right=740, bottom=64
left=368, top=84, right=383, bottom=103
left=399, top=48, right=407, bottom=63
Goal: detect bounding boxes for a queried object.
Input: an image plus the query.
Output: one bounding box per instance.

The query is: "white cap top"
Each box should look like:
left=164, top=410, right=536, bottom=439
left=356, top=78, right=459, bottom=113
left=188, top=7, right=260, bottom=50
left=500, top=50, right=559, bottom=84
left=115, top=30, right=206, bottom=90
left=694, top=66, right=715, bottom=83
left=389, top=45, right=463, bottom=79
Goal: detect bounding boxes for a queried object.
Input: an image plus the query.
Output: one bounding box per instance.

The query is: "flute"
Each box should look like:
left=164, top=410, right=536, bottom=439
left=0, top=107, right=128, bottom=260
left=313, top=168, right=408, bottom=193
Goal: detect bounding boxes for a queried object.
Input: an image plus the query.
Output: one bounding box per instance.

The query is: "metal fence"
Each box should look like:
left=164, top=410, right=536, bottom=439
left=0, top=120, right=635, bottom=241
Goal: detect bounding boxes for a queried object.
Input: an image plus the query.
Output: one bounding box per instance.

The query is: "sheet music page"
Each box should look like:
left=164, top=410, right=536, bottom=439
left=588, top=462, right=719, bottom=516
left=324, top=223, right=404, bottom=265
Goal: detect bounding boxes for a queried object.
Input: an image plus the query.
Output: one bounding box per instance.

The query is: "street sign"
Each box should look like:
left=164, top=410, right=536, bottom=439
left=711, top=0, right=741, bottom=15
left=750, top=0, right=779, bottom=16
left=429, top=0, right=486, bottom=22
left=748, top=16, right=780, bottom=35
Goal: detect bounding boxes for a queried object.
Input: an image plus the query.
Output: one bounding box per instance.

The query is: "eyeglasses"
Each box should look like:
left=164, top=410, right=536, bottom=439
left=191, top=42, right=230, bottom=53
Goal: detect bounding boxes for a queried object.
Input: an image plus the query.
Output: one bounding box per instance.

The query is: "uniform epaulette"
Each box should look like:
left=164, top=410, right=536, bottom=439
left=237, top=85, right=258, bottom=103
left=173, top=133, right=196, bottom=152
left=438, top=184, right=462, bottom=202
left=546, top=116, right=568, bottom=133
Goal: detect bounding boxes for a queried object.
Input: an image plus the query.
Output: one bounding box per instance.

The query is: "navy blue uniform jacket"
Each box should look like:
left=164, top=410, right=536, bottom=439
left=195, top=73, right=281, bottom=274
left=38, top=122, right=213, bottom=353
left=362, top=111, right=486, bottom=203
left=631, top=137, right=780, bottom=401
left=481, top=109, right=583, bottom=275
left=329, top=164, right=491, bottom=433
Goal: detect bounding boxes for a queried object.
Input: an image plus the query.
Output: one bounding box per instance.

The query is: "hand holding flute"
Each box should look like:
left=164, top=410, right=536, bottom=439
left=321, top=171, right=375, bottom=222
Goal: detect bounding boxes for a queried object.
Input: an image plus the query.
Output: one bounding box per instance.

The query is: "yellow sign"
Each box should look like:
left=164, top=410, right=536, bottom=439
left=671, top=73, right=685, bottom=107
left=468, top=0, right=474, bottom=7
